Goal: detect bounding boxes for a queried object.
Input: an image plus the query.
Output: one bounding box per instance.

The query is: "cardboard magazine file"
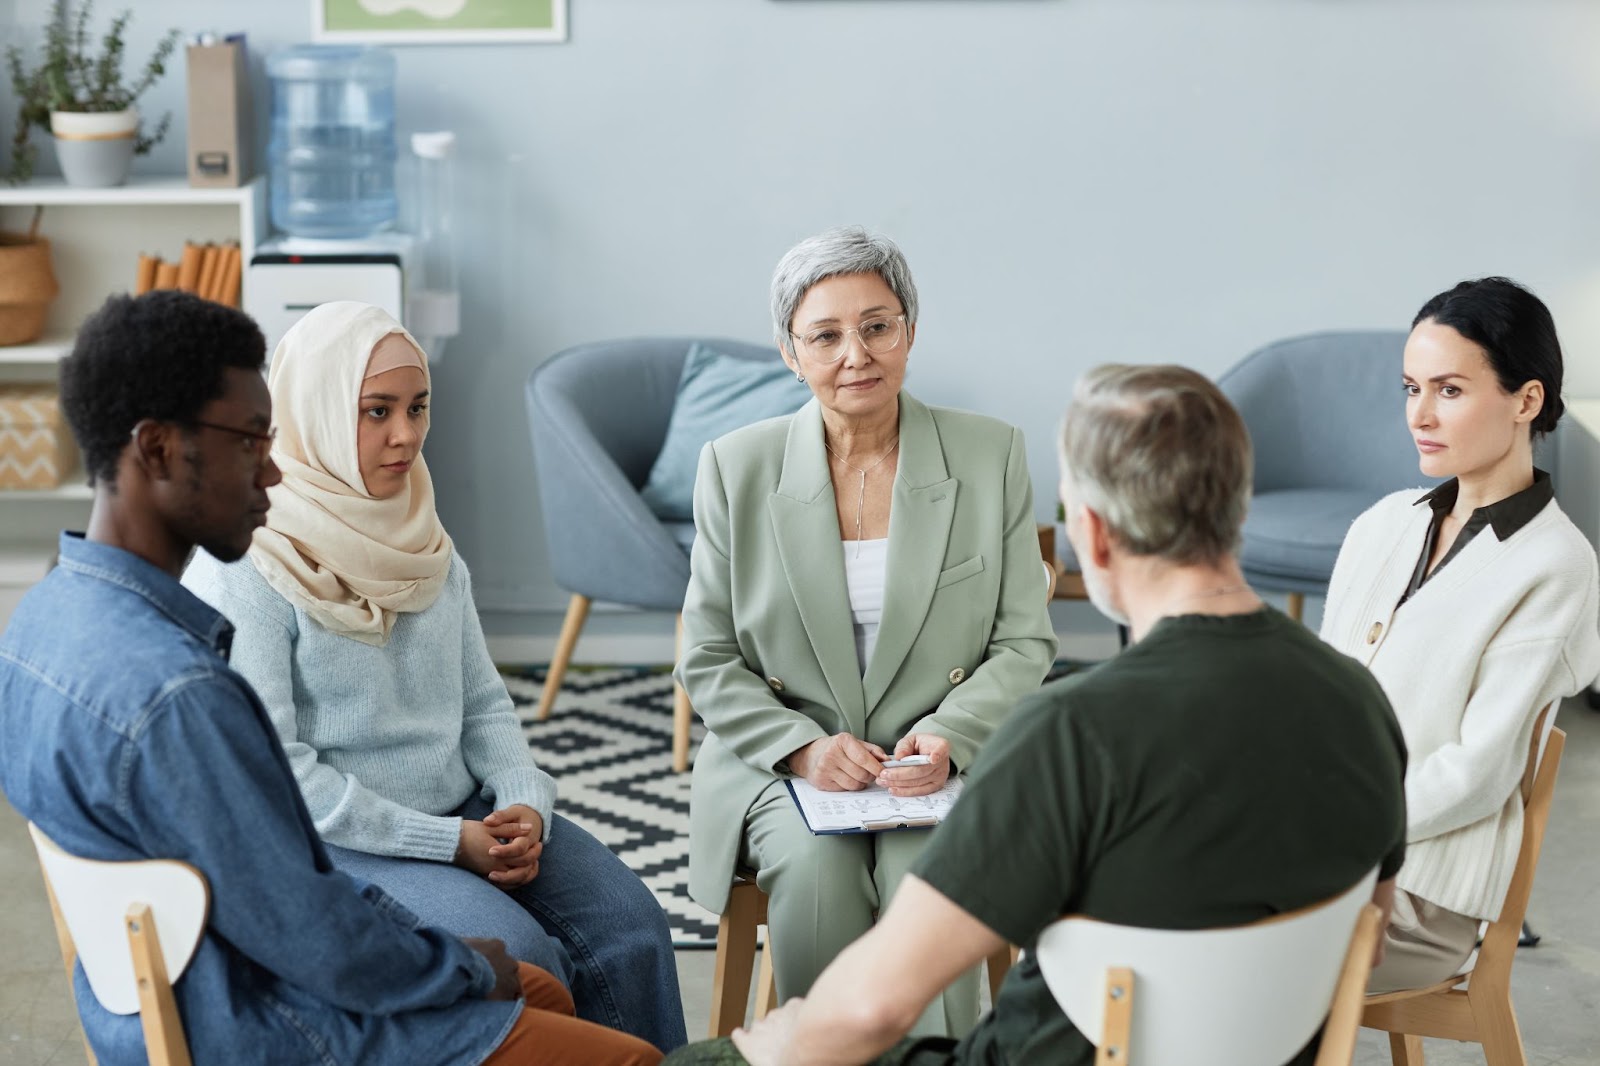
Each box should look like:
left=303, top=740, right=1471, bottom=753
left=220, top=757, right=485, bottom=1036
left=186, top=36, right=252, bottom=187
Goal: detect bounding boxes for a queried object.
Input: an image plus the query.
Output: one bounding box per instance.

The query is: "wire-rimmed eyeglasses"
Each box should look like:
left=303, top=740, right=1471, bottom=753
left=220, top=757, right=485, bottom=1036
left=789, top=314, right=907, bottom=364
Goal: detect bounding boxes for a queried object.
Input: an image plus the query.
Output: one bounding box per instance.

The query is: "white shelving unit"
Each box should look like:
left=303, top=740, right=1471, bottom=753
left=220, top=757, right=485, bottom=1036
left=0, top=176, right=267, bottom=624
left=0, top=481, right=95, bottom=502
left=0, top=336, right=73, bottom=364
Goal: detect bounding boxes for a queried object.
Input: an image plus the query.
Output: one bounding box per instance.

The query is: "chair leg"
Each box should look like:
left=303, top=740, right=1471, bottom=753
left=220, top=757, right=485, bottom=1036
left=672, top=686, right=693, bottom=773
left=538, top=594, right=590, bottom=721
left=1287, top=592, right=1305, bottom=623
left=1471, top=993, right=1528, bottom=1066
left=709, top=884, right=763, bottom=1038
left=754, top=937, right=778, bottom=1021
left=673, top=614, right=693, bottom=773
left=1388, top=1032, right=1425, bottom=1065
left=986, top=944, right=1017, bottom=1004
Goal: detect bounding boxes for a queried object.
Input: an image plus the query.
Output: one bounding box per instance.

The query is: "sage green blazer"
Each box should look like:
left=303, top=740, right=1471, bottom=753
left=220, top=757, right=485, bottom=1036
left=677, top=391, right=1058, bottom=913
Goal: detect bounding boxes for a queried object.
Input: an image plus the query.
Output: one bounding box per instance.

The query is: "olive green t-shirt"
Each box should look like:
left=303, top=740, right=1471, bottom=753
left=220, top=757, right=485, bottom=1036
left=912, top=608, right=1408, bottom=1066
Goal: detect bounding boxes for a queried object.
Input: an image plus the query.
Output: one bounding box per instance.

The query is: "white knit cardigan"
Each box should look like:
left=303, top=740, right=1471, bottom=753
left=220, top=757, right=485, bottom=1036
left=1321, top=489, right=1600, bottom=920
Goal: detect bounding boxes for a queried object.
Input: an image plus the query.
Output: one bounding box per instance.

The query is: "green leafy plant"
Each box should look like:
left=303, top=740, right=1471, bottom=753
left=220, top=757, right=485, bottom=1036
left=5, top=0, right=180, bottom=183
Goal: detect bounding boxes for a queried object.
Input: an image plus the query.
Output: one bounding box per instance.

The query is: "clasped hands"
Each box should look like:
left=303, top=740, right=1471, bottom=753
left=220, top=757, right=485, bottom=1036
left=455, top=804, right=544, bottom=890
left=787, top=732, right=951, bottom=796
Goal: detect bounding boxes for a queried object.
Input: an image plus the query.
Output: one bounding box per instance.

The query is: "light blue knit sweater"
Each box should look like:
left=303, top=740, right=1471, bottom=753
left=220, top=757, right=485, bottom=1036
left=183, top=551, right=556, bottom=864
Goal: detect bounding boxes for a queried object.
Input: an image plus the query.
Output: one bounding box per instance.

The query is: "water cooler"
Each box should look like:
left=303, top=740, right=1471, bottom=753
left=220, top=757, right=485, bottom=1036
left=247, top=45, right=457, bottom=361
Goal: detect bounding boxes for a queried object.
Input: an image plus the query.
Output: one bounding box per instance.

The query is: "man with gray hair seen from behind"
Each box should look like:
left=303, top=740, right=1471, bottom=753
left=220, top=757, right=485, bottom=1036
left=665, top=364, right=1409, bottom=1066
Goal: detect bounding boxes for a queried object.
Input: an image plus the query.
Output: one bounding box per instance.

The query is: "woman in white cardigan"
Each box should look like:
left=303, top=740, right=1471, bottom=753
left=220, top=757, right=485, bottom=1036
left=1322, top=276, right=1600, bottom=992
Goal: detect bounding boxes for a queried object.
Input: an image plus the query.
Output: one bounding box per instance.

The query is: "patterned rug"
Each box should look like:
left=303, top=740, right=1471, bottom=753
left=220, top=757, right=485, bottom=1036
left=501, top=664, right=716, bottom=946
left=501, top=661, right=1089, bottom=948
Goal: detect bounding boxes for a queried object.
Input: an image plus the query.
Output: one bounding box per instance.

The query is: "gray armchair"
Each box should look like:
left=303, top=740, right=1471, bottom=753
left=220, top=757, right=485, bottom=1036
left=526, top=337, right=782, bottom=771
left=1219, top=330, right=1430, bottom=619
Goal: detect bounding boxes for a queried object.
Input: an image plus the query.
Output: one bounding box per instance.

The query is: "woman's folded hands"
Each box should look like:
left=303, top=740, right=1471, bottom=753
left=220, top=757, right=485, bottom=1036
left=454, top=804, right=544, bottom=889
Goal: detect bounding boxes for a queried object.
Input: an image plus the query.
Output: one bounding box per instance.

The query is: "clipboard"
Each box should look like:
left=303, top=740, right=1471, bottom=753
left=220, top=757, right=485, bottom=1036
left=785, top=776, right=964, bottom=835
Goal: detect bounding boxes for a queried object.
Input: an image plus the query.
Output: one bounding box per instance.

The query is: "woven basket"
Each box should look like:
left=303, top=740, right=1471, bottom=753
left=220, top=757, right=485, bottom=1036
left=0, top=233, right=60, bottom=346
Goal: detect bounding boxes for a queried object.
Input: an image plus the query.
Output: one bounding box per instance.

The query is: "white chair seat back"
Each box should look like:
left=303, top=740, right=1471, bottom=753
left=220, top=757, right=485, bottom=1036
left=28, top=824, right=209, bottom=1016
left=1036, top=868, right=1378, bottom=1066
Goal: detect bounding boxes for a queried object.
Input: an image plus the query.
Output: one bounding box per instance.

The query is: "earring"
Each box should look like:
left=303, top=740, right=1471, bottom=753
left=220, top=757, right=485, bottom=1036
left=795, top=372, right=806, bottom=384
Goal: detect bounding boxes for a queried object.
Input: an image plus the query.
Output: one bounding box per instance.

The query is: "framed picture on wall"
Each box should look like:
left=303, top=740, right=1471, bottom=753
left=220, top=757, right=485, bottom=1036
left=313, top=0, right=568, bottom=45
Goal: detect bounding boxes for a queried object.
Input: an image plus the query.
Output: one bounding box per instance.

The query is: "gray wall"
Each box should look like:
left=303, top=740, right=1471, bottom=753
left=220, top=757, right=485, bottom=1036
left=8, top=0, right=1600, bottom=639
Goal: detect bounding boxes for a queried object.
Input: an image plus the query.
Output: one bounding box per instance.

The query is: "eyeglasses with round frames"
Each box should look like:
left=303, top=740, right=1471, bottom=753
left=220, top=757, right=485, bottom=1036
left=790, top=314, right=907, bottom=364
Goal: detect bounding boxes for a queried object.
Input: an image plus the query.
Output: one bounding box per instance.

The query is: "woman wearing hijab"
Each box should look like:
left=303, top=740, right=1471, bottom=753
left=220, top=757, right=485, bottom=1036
left=184, top=302, right=686, bottom=1054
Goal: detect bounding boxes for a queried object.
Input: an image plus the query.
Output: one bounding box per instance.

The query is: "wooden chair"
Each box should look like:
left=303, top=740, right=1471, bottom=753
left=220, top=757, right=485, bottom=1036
left=1034, top=870, right=1383, bottom=1066
left=1361, top=707, right=1565, bottom=1065
left=28, top=823, right=210, bottom=1066
left=709, top=872, right=1018, bottom=1038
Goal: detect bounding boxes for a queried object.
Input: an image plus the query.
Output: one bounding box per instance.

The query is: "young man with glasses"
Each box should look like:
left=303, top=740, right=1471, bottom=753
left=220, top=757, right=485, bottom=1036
left=0, top=291, right=660, bottom=1066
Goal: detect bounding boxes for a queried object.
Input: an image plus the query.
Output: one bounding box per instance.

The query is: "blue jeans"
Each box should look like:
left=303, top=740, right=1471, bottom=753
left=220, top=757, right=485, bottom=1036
left=326, top=799, right=687, bottom=1053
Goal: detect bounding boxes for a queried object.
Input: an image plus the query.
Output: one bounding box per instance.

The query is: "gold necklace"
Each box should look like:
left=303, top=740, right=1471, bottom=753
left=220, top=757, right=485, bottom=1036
left=826, top=438, right=899, bottom=557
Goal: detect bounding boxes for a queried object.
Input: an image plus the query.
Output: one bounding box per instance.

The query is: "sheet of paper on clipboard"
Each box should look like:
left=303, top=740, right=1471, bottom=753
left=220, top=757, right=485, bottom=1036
left=785, top=776, right=965, bottom=835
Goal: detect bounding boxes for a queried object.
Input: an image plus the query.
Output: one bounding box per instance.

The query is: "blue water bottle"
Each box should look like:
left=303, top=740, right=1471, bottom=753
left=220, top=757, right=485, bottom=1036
left=267, top=45, right=398, bottom=239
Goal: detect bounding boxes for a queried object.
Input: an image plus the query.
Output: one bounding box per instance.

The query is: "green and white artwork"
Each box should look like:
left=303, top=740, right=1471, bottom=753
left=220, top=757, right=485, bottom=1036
left=314, top=0, right=567, bottom=44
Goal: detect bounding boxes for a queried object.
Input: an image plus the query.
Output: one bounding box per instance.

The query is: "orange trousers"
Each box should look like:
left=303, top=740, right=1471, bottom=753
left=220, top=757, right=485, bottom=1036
left=481, top=963, right=663, bottom=1066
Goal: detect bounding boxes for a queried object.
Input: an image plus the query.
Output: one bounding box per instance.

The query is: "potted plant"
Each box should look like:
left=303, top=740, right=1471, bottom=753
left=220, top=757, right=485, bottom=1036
left=5, top=0, right=180, bottom=186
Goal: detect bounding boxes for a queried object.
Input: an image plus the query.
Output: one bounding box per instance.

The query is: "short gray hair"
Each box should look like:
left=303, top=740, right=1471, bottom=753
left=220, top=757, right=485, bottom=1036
left=770, top=226, right=919, bottom=353
left=1059, top=364, right=1253, bottom=565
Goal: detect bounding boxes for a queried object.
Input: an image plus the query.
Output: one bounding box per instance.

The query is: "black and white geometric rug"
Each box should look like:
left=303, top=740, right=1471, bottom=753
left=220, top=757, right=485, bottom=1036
left=501, top=661, right=1092, bottom=948
left=501, top=665, right=717, bottom=946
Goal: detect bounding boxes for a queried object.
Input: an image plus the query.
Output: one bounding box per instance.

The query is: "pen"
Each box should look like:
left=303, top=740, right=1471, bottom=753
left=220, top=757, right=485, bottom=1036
left=880, top=755, right=932, bottom=768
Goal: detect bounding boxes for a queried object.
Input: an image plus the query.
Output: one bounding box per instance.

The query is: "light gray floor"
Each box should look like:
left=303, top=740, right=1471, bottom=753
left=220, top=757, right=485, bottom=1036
left=3, top=699, right=1599, bottom=1064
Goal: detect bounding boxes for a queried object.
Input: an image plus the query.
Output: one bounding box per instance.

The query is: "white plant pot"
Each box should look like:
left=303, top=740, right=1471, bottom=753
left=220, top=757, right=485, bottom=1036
left=50, top=108, right=139, bottom=187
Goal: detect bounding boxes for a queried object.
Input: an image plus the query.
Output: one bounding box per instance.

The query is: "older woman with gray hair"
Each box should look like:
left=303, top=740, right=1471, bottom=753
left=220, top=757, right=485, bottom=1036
left=676, top=226, right=1058, bottom=1036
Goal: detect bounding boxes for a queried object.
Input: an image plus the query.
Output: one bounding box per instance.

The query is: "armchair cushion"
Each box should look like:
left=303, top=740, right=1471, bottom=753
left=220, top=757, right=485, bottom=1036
left=1238, top=487, right=1389, bottom=584
left=639, top=342, right=806, bottom=521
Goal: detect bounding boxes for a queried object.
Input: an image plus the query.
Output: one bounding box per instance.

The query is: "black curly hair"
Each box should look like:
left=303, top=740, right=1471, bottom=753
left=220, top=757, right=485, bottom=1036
left=58, top=290, right=267, bottom=489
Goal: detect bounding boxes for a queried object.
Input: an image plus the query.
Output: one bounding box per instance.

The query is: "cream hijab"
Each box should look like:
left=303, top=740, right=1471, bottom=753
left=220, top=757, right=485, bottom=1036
left=249, top=301, right=453, bottom=646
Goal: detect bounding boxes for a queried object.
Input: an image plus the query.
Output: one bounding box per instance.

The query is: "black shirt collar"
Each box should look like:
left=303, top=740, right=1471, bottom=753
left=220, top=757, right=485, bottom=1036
left=1414, top=468, right=1553, bottom=542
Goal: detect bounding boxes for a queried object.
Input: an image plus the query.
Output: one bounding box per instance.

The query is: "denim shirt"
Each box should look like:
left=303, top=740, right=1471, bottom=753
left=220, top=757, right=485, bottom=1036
left=0, top=534, right=520, bottom=1066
